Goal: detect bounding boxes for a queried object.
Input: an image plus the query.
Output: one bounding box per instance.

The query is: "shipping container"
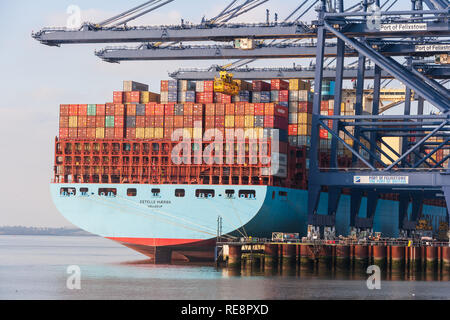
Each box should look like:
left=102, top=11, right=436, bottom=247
left=123, top=81, right=149, bottom=92
left=96, top=104, right=106, bottom=116
left=96, top=127, right=105, bottom=139
left=60, top=104, right=69, bottom=116
left=271, top=79, right=289, bottom=90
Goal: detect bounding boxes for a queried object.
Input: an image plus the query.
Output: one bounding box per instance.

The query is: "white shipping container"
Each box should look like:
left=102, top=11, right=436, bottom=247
left=289, top=90, right=299, bottom=101
left=160, top=91, right=169, bottom=103
left=289, top=113, right=298, bottom=124
left=298, top=90, right=313, bottom=102
left=196, top=81, right=204, bottom=92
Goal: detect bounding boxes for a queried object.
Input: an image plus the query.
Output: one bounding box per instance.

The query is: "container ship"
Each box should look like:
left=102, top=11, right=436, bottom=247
left=51, top=79, right=448, bottom=263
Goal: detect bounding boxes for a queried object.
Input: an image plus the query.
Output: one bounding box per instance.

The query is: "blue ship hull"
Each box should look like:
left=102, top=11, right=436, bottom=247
left=50, top=183, right=447, bottom=261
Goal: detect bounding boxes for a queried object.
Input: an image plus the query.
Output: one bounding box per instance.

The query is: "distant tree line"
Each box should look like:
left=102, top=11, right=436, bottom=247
left=0, top=226, right=93, bottom=236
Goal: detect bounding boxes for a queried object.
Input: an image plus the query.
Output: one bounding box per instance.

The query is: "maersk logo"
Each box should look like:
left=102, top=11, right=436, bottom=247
left=354, top=176, right=409, bottom=185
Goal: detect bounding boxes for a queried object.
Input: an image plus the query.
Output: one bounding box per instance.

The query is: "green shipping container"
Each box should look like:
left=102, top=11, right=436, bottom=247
left=105, top=116, right=115, bottom=128
left=87, top=104, right=97, bottom=116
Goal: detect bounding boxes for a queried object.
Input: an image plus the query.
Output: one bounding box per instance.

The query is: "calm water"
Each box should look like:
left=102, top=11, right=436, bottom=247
left=0, top=235, right=449, bottom=300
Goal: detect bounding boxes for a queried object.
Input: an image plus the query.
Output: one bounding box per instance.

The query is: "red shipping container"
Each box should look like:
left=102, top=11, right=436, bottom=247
left=60, top=104, right=69, bottom=116
left=114, top=127, right=124, bottom=139
left=154, top=116, right=164, bottom=127
left=204, top=92, right=214, bottom=103
left=264, top=115, right=288, bottom=129
left=165, top=115, right=174, bottom=128
left=328, top=108, right=334, bottom=116
left=96, top=116, right=105, bottom=128
left=164, top=104, right=174, bottom=115
left=278, top=90, right=289, bottom=102
left=77, top=128, right=86, bottom=139
left=105, top=128, right=115, bottom=139
left=87, top=116, right=96, bottom=128
left=145, top=103, right=156, bottom=116
left=78, top=104, right=88, bottom=115
left=244, top=103, right=255, bottom=115
left=193, top=115, right=203, bottom=124
left=124, top=91, right=132, bottom=103
left=154, top=104, right=165, bottom=116
left=252, top=80, right=271, bottom=91
left=265, top=103, right=288, bottom=118
left=184, top=115, right=193, bottom=127
left=59, top=128, right=69, bottom=139
left=196, top=92, right=204, bottom=103
left=288, top=124, right=298, bottom=136
left=193, top=104, right=204, bottom=115
left=69, top=104, right=78, bottom=116
left=145, top=116, right=155, bottom=127
left=174, top=115, right=184, bottom=127
left=126, top=128, right=136, bottom=139
left=96, top=104, right=106, bottom=116
left=161, top=80, right=169, bottom=91
left=215, top=103, right=225, bottom=115
left=59, top=116, right=69, bottom=128
left=164, top=127, right=174, bottom=139
left=205, top=103, right=215, bottom=116
left=279, top=142, right=288, bottom=154
left=298, top=102, right=313, bottom=113
left=321, top=101, right=329, bottom=111
left=254, top=103, right=265, bottom=115
left=105, top=103, right=115, bottom=115
left=136, top=116, right=145, bottom=128
left=319, top=129, right=329, bottom=139
left=130, top=91, right=140, bottom=103
left=126, top=104, right=136, bottom=116
left=205, top=116, right=215, bottom=128
left=271, top=79, right=289, bottom=90
left=78, top=116, right=87, bottom=128
left=215, top=115, right=225, bottom=128
left=235, top=102, right=245, bottom=116
left=235, top=115, right=245, bottom=128
left=87, top=128, right=96, bottom=139
left=184, top=103, right=193, bottom=115
left=204, top=80, right=214, bottom=92
left=214, top=92, right=231, bottom=103
left=114, top=104, right=125, bottom=116
left=113, top=91, right=123, bottom=103
left=225, top=103, right=235, bottom=115
left=114, top=116, right=124, bottom=127
left=68, top=128, right=78, bottom=139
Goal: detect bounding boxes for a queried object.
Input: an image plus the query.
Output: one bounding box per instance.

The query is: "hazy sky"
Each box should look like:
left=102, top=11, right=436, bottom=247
left=0, top=0, right=417, bottom=227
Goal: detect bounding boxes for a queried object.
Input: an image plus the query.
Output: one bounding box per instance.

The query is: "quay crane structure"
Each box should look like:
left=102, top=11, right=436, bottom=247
left=33, top=0, right=450, bottom=239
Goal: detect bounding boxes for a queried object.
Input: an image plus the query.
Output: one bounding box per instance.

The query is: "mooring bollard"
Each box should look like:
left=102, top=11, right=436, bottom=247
left=373, top=245, right=387, bottom=270
left=228, top=245, right=242, bottom=268
left=354, top=245, right=369, bottom=270
left=281, top=243, right=296, bottom=266
left=335, top=245, right=350, bottom=269
left=426, top=246, right=438, bottom=271
left=390, top=246, right=405, bottom=271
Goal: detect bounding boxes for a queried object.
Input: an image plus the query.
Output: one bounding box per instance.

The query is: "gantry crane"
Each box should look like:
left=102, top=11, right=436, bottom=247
left=33, top=0, right=450, bottom=238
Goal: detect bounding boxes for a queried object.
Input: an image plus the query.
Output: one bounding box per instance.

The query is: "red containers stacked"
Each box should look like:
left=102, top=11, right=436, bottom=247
left=196, top=80, right=214, bottom=103
left=252, top=80, right=271, bottom=92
